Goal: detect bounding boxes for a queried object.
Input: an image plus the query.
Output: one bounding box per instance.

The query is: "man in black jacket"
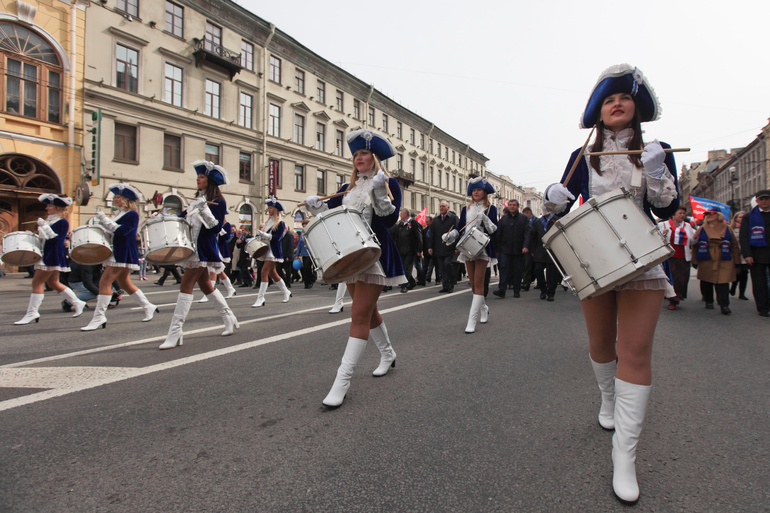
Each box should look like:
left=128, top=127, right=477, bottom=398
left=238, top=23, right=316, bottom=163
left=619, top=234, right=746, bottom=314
left=62, top=261, right=102, bottom=310
left=428, top=201, right=459, bottom=293
left=390, top=208, right=423, bottom=292
left=532, top=212, right=560, bottom=301
left=493, top=199, right=531, bottom=298
left=740, top=189, right=770, bottom=317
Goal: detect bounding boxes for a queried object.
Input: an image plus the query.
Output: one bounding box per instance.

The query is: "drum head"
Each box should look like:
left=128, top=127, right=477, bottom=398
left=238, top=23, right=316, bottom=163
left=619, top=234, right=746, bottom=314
left=251, top=244, right=268, bottom=259
left=145, top=246, right=195, bottom=264
left=322, top=247, right=381, bottom=284
left=1, top=250, right=41, bottom=266
left=71, top=245, right=112, bottom=265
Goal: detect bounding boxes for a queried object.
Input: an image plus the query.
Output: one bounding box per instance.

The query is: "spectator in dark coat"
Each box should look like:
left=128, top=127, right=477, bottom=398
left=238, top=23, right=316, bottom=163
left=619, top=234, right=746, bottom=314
left=235, top=228, right=253, bottom=288
left=277, top=227, right=296, bottom=288
left=389, top=208, right=423, bottom=292
left=531, top=212, right=560, bottom=301
left=520, top=206, right=536, bottom=291
left=493, top=199, right=531, bottom=298
left=739, top=189, right=770, bottom=317
left=422, top=216, right=436, bottom=283
left=62, top=261, right=102, bottom=310
left=428, top=201, right=459, bottom=293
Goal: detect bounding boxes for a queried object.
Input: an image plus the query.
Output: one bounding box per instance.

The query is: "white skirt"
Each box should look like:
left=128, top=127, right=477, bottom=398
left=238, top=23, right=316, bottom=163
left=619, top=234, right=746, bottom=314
left=346, top=260, right=406, bottom=287
left=104, top=254, right=140, bottom=271
left=34, top=263, right=70, bottom=272
left=257, top=246, right=283, bottom=263
left=183, top=252, right=225, bottom=274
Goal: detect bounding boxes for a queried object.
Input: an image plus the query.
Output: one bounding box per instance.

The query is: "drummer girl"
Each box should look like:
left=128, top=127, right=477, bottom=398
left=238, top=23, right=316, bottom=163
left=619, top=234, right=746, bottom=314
left=442, top=177, right=498, bottom=333
left=159, top=161, right=239, bottom=349
left=81, top=183, right=158, bottom=331
left=304, top=128, right=405, bottom=408
left=197, top=219, right=237, bottom=303
left=543, top=64, right=679, bottom=503
left=251, top=197, right=292, bottom=307
left=14, top=194, right=87, bottom=324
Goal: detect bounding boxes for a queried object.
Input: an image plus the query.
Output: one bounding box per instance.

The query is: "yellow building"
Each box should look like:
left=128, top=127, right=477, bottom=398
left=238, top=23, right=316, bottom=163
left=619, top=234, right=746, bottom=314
left=0, top=0, right=87, bottom=250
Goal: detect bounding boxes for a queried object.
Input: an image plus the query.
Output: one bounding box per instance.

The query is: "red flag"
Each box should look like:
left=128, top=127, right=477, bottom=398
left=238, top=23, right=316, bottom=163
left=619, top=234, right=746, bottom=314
left=415, top=207, right=427, bottom=227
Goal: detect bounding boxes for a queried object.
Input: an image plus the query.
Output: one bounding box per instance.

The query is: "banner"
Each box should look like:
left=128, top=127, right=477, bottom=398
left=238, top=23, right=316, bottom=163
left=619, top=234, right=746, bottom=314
left=689, top=196, right=731, bottom=220
left=415, top=207, right=427, bottom=227
left=268, top=160, right=278, bottom=196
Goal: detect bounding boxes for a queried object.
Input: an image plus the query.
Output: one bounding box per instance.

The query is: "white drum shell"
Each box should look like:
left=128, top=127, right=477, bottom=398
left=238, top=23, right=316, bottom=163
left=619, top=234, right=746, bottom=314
left=142, top=217, right=195, bottom=264
left=245, top=238, right=268, bottom=259
left=1, top=231, right=43, bottom=266
left=456, top=226, right=490, bottom=260
left=542, top=188, right=673, bottom=300
left=70, top=225, right=112, bottom=265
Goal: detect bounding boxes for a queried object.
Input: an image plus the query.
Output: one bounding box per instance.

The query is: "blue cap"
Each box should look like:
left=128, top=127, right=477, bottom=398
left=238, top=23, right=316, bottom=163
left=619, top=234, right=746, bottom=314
left=466, top=176, right=495, bottom=196
left=109, top=183, right=143, bottom=202
left=192, top=160, right=230, bottom=186
left=580, top=64, right=661, bottom=129
left=347, top=129, right=396, bottom=161
left=38, top=193, right=73, bottom=207
left=266, top=196, right=285, bottom=212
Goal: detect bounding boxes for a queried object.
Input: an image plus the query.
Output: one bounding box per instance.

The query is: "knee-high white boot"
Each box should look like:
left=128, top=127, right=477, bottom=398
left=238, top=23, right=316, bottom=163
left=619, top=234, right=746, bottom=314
left=322, top=337, right=368, bottom=408
left=612, top=378, right=651, bottom=503
left=479, top=295, right=489, bottom=324
left=275, top=278, right=291, bottom=303
left=591, top=357, right=617, bottom=430
left=81, top=295, right=111, bottom=331
left=371, top=321, right=396, bottom=376
left=465, top=294, right=484, bottom=333
left=59, top=287, right=87, bottom=317
left=132, top=289, right=159, bottom=322
left=159, top=292, right=193, bottom=350
left=252, top=282, right=268, bottom=307
left=329, top=282, right=347, bottom=314
left=14, top=293, right=45, bottom=325
left=207, top=289, right=239, bottom=336
left=222, top=276, right=237, bottom=298
left=198, top=281, right=216, bottom=303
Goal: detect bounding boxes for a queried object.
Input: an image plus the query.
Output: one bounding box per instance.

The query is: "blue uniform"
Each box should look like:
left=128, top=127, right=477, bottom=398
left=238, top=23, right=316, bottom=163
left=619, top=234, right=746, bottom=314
left=39, top=218, right=70, bottom=270
left=109, top=210, right=140, bottom=266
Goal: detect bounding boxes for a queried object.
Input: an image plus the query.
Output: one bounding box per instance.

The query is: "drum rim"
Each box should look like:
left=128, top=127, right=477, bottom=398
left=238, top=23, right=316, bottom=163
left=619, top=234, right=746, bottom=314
left=304, top=205, right=365, bottom=234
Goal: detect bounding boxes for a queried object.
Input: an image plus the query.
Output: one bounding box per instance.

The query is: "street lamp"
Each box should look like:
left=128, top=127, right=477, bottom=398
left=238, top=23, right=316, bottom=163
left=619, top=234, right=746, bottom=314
left=729, top=166, right=738, bottom=212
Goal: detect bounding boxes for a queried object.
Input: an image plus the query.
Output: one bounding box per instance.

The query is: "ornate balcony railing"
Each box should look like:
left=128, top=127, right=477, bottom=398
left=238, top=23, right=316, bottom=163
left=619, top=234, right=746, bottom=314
left=192, top=38, right=243, bottom=80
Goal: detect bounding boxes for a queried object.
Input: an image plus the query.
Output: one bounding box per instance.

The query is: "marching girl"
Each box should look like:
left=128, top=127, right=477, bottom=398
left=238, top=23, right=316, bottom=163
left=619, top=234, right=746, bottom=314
left=251, top=197, right=292, bottom=307
left=14, top=194, right=87, bottom=324
left=442, top=177, right=498, bottom=333
left=544, top=64, right=679, bottom=503
left=159, top=161, right=239, bottom=350
left=197, top=219, right=237, bottom=302
left=304, top=128, right=405, bottom=408
left=81, top=183, right=158, bottom=331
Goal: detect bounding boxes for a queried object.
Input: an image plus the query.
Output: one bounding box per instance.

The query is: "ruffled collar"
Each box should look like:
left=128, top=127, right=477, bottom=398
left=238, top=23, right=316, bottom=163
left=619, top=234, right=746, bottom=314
left=602, top=127, right=633, bottom=149
left=46, top=214, right=61, bottom=222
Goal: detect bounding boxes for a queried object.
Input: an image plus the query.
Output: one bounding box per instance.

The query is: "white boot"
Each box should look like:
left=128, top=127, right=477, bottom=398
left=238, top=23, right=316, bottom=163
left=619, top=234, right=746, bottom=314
left=276, top=278, right=292, bottom=303
left=198, top=281, right=216, bottom=303
left=159, top=293, right=193, bottom=349
left=591, top=357, right=617, bottom=430
left=222, top=276, right=237, bottom=299
left=371, top=321, right=396, bottom=376
left=465, top=294, right=484, bottom=333
left=329, top=282, right=347, bottom=314
left=14, top=293, right=44, bottom=325
left=132, top=289, right=159, bottom=322
left=479, top=296, right=489, bottom=324
left=207, top=289, right=239, bottom=336
left=612, top=378, right=651, bottom=503
left=81, top=295, right=111, bottom=331
left=322, top=337, right=368, bottom=408
left=60, top=287, right=87, bottom=318
left=252, top=282, right=268, bottom=307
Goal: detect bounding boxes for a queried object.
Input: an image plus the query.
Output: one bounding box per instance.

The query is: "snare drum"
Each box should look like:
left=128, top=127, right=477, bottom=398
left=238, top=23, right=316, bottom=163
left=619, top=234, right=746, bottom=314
left=245, top=237, right=268, bottom=259
left=70, top=225, right=112, bottom=265
left=1, top=231, right=43, bottom=266
left=303, top=205, right=381, bottom=284
left=141, top=216, right=195, bottom=264
left=456, top=226, right=490, bottom=260
left=542, top=188, right=674, bottom=300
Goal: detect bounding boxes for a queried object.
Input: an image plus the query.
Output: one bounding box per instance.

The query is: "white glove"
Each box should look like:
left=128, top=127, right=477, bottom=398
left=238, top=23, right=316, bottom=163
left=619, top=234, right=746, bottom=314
left=641, top=140, right=667, bottom=179
left=197, top=203, right=217, bottom=229
left=100, top=216, right=119, bottom=233
left=544, top=183, right=575, bottom=214
left=305, top=196, right=322, bottom=209
left=442, top=229, right=459, bottom=245
left=481, top=213, right=497, bottom=234
left=372, top=169, right=387, bottom=188
left=219, top=228, right=227, bottom=236
left=37, top=217, right=47, bottom=227
left=187, top=197, right=206, bottom=212
left=257, top=229, right=272, bottom=242
left=38, top=222, right=56, bottom=240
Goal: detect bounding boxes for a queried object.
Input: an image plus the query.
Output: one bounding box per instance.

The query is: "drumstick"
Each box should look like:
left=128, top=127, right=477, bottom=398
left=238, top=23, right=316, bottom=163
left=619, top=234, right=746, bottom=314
left=181, top=194, right=217, bottom=205
left=454, top=215, right=481, bottom=234
left=297, top=190, right=349, bottom=207
left=21, top=220, right=41, bottom=225
left=584, top=148, right=690, bottom=156
left=561, top=125, right=596, bottom=187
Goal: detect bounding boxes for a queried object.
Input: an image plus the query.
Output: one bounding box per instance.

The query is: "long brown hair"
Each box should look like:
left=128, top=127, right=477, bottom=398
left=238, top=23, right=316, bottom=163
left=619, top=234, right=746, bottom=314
left=589, top=100, right=644, bottom=174
left=200, top=180, right=224, bottom=202
left=116, top=194, right=138, bottom=212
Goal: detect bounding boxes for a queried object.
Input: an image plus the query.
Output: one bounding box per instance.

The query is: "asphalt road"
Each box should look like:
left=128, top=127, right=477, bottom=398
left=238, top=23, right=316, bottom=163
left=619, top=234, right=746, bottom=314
left=0, top=271, right=767, bottom=512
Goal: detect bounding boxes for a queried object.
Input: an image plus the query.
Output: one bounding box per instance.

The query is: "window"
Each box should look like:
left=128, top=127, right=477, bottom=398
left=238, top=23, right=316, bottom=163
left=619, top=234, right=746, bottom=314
left=268, top=104, right=281, bottom=136
left=239, top=152, right=252, bottom=182
left=335, top=90, right=344, bottom=111
left=430, top=139, right=433, bottom=153
left=445, top=172, right=449, bottom=188
left=3, top=38, right=63, bottom=123
left=205, top=22, right=222, bottom=52
left=396, top=153, right=403, bottom=170
left=410, top=158, right=416, bottom=175
left=382, top=114, right=388, bottom=133
left=453, top=176, right=456, bottom=192
left=397, top=121, right=402, bottom=139
left=239, top=92, right=253, bottom=128
left=115, top=43, right=138, bottom=93
left=294, top=165, right=305, bottom=191
left=437, top=142, right=441, bottom=157
left=410, top=128, right=416, bottom=145
left=295, top=69, right=305, bottom=94
left=316, top=123, right=326, bottom=151
left=116, top=0, right=138, bottom=17
left=335, top=130, right=344, bottom=157
left=163, top=134, right=181, bottom=170
left=204, top=79, right=220, bottom=118
left=316, top=80, right=325, bottom=103
left=411, top=192, right=416, bottom=209
left=269, top=55, right=281, bottom=83
left=114, top=123, right=137, bottom=162
left=438, top=169, right=441, bottom=188
left=336, top=174, right=343, bottom=191
left=293, top=114, right=305, bottom=144
left=205, top=143, right=219, bottom=164
left=165, top=1, right=184, bottom=38
left=420, top=162, right=425, bottom=182
left=445, top=147, right=449, bottom=160
left=430, top=166, right=434, bottom=185
left=420, top=134, right=425, bottom=149
left=317, top=169, right=325, bottom=195
left=452, top=150, right=456, bottom=163
left=240, top=41, right=253, bottom=71
left=368, top=106, right=375, bottom=126
left=239, top=204, right=254, bottom=234
left=163, top=63, right=182, bottom=106
left=353, top=99, right=360, bottom=119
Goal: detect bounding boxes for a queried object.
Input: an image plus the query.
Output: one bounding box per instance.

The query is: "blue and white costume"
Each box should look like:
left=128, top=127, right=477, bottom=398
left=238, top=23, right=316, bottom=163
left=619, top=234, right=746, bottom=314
left=182, top=196, right=226, bottom=274
left=36, top=214, right=70, bottom=272
left=100, top=209, right=140, bottom=270
left=256, top=216, right=286, bottom=263
left=456, top=202, right=499, bottom=266
left=218, top=222, right=232, bottom=263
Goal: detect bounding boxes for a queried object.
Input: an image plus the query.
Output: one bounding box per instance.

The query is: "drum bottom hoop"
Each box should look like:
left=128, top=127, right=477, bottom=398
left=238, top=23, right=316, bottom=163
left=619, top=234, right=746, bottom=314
left=71, top=245, right=112, bottom=265
left=1, top=250, right=42, bottom=266
left=573, top=247, right=672, bottom=300
left=251, top=245, right=268, bottom=259
left=322, top=247, right=381, bottom=284
left=145, top=246, right=195, bottom=264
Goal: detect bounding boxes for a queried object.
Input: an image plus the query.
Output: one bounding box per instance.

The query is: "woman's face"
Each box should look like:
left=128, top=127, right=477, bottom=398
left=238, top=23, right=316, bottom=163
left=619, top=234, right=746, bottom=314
left=673, top=209, right=686, bottom=223
left=705, top=212, right=719, bottom=224
left=267, top=206, right=276, bottom=216
left=45, top=204, right=57, bottom=216
left=113, top=195, right=125, bottom=209
left=353, top=149, right=374, bottom=174
left=600, top=93, right=636, bottom=131
left=196, top=173, right=209, bottom=190
left=735, top=214, right=743, bottom=225
left=471, top=188, right=486, bottom=202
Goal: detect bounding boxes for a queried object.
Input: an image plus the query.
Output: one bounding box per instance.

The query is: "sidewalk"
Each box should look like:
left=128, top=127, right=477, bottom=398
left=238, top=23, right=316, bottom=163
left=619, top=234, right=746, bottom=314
left=0, top=273, right=36, bottom=293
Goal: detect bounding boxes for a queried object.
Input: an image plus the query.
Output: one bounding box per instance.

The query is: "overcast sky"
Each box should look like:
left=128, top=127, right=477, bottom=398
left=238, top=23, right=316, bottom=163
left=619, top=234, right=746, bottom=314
left=237, top=0, right=770, bottom=192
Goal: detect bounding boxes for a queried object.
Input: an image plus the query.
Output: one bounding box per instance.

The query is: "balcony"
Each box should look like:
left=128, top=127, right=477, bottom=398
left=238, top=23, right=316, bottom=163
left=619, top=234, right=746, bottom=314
left=192, top=38, right=243, bottom=80
left=391, top=169, right=415, bottom=189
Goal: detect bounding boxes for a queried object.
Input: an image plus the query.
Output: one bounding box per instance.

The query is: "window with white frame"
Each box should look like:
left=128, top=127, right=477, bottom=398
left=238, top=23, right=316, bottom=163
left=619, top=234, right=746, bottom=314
left=205, top=22, right=222, bottom=52
left=317, top=169, right=325, bottom=195
left=396, top=153, right=403, bottom=170
left=335, top=130, right=344, bottom=157
left=269, top=55, right=281, bottom=83
left=293, top=114, right=305, bottom=144
left=268, top=104, right=281, bottom=136
left=294, top=165, right=305, bottom=191
left=115, top=43, right=138, bottom=93
left=163, top=63, right=182, bottom=106
left=316, top=80, right=325, bottom=103
left=165, top=1, right=183, bottom=38
left=336, top=174, right=343, bottom=191
left=116, top=0, right=138, bottom=17
left=205, top=143, right=219, bottom=164
left=335, top=90, right=344, bottom=111
left=316, top=122, right=325, bottom=151
left=240, top=41, right=253, bottom=71
left=295, top=69, right=305, bottom=94
left=204, top=79, right=220, bottom=118
left=239, top=92, right=253, bottom=128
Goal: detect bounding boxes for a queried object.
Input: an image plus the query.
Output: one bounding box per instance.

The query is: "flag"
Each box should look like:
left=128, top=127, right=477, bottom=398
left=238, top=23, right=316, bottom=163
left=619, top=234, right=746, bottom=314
left=415, top=207, right=427, bottom=227
left=689, top=196, right=731, bottom=220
